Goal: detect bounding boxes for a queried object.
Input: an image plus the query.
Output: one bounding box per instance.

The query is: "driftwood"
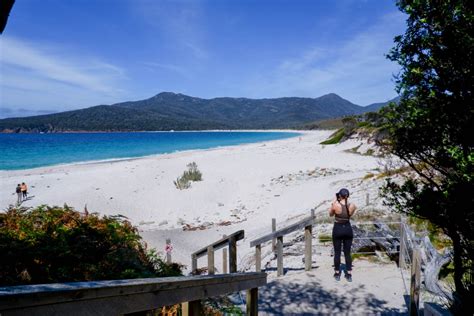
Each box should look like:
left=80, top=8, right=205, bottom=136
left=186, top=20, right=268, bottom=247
left=419, top=236, right=453, bottom=301
left=352, top=221, right=453, bottom=303
left=351, top=221, right=400, bottom=259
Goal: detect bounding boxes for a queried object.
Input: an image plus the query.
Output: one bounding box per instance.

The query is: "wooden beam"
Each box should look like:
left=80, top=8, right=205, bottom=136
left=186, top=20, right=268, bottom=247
left=277, top=236, right=283, bottom=276
left=207, top=246, right=215, bottom=275
left=222, top=248, right=228, bottom=274
left=166, top=239, right=172, bottom=264
left=182, top=300, right=201, bottom=316
left=229, top=236, right=237, bottom=273
left=0, top=273, right=267, bottom=316
left=255, top=244, right=261, bottom=272
left=304, top=225, right=312, bottom=271
left=271, top=218, right=276, bottom=251
left=399, top=218, right=406, bottom=269
left=192, top=230, right=244, bottom=259
left=250, top=216, right=315, bottom=247
left=410, top=247, right=421, bottom=316
left=246, top=287, right=258, bottom=316
left=191, top=255, right=197, bottom=274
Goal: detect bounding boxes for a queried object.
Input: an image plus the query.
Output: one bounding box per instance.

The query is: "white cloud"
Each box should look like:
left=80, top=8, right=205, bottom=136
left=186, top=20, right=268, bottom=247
left=0, top=36, right=127, bottom=110
left=244, top=12, right=405, bottom=105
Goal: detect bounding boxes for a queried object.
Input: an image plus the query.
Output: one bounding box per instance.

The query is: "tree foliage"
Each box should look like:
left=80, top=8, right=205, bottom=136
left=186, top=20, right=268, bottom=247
left=381, top=0, right=473, bottom=313
left=0, top=205, right=182, bottom=286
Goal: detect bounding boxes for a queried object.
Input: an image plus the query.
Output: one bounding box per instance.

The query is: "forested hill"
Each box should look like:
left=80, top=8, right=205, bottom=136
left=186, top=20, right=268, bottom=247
left=0, top=92, right=397, bottom=132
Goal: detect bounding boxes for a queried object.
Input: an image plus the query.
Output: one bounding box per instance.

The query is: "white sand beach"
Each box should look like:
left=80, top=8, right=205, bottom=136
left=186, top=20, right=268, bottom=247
left=0, top=130, right=408, bottom=314
left=0, top=131, right=382, bottom=226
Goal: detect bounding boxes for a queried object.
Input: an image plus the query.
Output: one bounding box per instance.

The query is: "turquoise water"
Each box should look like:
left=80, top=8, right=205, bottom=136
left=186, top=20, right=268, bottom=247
left=0, top=131, right=298, bottom=170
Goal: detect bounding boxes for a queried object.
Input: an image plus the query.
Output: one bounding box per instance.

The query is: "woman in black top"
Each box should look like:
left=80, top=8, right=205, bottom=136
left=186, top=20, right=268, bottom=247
left=329, top=188, right=357, bottom=281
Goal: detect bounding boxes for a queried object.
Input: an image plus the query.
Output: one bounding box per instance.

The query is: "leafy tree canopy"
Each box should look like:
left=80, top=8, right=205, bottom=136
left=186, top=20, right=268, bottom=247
left=382, top=0, right=473, bottom=313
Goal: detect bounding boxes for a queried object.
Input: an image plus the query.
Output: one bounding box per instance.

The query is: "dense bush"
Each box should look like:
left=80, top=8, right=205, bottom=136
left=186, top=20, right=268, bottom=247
left=0, top=205, right=182, bottom=286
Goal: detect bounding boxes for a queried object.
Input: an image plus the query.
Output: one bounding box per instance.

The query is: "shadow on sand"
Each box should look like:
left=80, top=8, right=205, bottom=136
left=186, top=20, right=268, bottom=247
left=256, top=279, right=407, bottom=315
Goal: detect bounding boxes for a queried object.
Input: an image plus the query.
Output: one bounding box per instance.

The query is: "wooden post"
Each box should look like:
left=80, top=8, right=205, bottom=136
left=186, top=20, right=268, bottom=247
left=222, top=248, right=228, bottom=274
left=272, top=218, right=276, bottom=251
left=222, top=234, right=228, bottom=274
left=255, top=244, right=261, bottom=272
left=246, top=287, right=258, bottom=316
left=410, top=247, right=421, bottom=316
left=191, top=254, right=197, bottom=274
left=229, top=236, right=237, bottom=273
left=207, top=246, right=215, bottom=275
left=166, top=239, right=172, bottom=264
left=304, top=225, right=312, bottom=271
left=399, top=218, right=406, bottom=269
left=277, top=236, right=283, bottom=276
left=182, top=300, right=201, bottom=316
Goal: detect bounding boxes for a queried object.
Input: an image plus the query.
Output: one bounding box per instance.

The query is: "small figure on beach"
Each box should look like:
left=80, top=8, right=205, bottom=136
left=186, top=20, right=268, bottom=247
left=329, top=188, right=357, bottom=282
left=21, top=182, right=28, bottom=201
left=15, top=184, right=22, bottom=205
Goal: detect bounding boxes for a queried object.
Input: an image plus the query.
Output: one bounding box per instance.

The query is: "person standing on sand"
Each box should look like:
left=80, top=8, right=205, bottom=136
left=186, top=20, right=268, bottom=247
left=329, top=188, right=357, bottom=282
left=15, top=184, right=22, bottom=205
left=21, top=182, right=28, bottom=201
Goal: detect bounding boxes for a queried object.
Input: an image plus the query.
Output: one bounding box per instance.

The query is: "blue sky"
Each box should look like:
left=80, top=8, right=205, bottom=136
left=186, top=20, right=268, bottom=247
left=0, top=0, right=406, bottom=114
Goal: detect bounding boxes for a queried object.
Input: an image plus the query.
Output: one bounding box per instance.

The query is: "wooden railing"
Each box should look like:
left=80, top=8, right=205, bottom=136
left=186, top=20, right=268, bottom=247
left=249, top=211, right=315, bottom=276
left=0, top=272, right=266, bottom=316
left=191, top=230, right=244, bottom=274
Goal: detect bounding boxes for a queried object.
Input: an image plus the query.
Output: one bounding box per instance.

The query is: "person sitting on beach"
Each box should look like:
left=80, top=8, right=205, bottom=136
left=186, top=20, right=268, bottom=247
left=329, top=188, right=357, bottom=281
left=15, top=184, right=22, bottom=205
left=21, top=182, right=28, bottom=201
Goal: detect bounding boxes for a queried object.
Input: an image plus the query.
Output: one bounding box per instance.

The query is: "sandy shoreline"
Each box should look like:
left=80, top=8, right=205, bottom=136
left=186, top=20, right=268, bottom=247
left=0, top=130, right=380, bottom=226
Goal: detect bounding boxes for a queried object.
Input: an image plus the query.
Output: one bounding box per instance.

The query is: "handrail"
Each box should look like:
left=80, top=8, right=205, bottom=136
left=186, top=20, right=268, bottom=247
left=249, top=215, right=315, bottom=247
left=0, top=273, right=267, bottom=316
left=191, top=230, right=244, bottom=274
left=192, top=230, right=244, bottom=258
left=250, top=211, right=315, bottom=275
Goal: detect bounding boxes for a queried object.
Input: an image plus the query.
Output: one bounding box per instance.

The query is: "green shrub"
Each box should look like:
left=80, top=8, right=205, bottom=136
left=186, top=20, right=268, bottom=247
left=0, top=205, right=182, bottom=286
left=318, top=234, right=332, bottom=243
left=320, top=128, right=345, bottom=145
left=174, top=162, right=203, bottom=190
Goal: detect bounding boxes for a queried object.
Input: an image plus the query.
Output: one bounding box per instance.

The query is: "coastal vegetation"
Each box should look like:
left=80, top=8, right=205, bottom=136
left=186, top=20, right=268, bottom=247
left=0, top=205, right=182, bottom=286
left=174, top=162, right=203, bottom=190
left=380, top=0, right=473, bottom=313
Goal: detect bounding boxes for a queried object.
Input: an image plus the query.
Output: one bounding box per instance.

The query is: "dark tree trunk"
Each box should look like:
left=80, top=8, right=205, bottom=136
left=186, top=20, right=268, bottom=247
left=449, top=231, right=470, bottom=315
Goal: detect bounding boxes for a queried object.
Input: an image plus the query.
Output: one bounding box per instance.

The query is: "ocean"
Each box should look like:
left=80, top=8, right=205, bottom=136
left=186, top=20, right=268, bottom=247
left=0, top=131, right=299, bottom=170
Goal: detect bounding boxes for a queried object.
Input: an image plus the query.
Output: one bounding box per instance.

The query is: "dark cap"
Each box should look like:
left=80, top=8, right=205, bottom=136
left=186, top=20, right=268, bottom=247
left=338, top=188, right=350, bottom=197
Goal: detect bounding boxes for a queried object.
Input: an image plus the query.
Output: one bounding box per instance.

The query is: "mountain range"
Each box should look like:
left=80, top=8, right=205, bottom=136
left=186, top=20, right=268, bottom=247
left=0, top=92, right=398, bottom=132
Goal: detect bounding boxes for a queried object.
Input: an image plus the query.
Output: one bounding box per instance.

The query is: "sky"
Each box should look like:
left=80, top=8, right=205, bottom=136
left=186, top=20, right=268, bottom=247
left=0, top=0, right=406, bottom=115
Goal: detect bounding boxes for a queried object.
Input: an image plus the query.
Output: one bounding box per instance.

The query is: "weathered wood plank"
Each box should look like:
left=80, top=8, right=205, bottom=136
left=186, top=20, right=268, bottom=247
left=0, top=273, right=267, bottom=316
left=192, top=230, right=244, bottom=259
left=166, top=238, right=172, bottom=264
left=222, top=248, right=228, bottom=274
left=399, top=219, right=406, bottom=269
left=304, top=225, right=312, bottom=271
left=255, top=244, right=261, bottom=273
left=277, top=236, right=283, bottom=276
left=410, top=247, right=421, bottom=316
left=207, top=246, right=215, bottom=275
left=272, top=218, right=276, bottom=251
left=246, top=287, right=258, bottom=316
left=182, top=300, right=201, bottom=316
left=229, top=236, right=237, bottom=273
left=191, top=255, right=197, bottom=274
left=250, top=216, right=315, bottom=247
